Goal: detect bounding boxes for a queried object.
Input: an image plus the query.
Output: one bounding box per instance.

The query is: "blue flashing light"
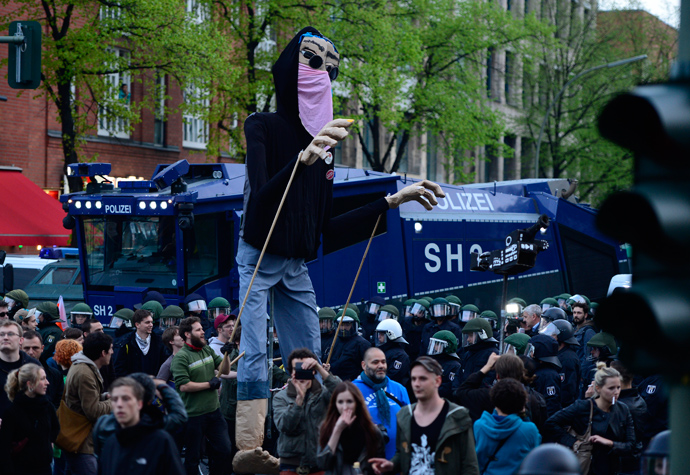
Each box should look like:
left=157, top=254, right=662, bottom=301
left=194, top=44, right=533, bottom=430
left=118, top=180, right=156, bottom=191
left=40, top=247, right=79, bottom=259
left=67, top=163, right=112, bottom=177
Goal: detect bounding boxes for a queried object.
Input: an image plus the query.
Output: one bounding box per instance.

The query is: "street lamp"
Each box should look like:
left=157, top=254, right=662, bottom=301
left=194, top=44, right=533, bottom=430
left=533, top=54, right=648, bottom=179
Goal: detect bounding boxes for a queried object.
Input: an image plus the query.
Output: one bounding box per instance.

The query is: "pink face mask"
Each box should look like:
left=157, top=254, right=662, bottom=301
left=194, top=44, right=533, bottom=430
left=297, top=63, right=333, bottom=137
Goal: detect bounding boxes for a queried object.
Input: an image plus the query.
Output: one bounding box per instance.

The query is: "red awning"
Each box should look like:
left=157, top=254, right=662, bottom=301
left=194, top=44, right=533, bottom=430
left=0, top=169, right=70, bottom=247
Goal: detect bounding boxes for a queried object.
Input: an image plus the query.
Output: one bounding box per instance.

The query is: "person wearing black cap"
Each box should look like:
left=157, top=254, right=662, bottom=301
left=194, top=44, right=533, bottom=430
left=234, top=26, right=445, bottom=474
left=540, top=319, right=581, bottom=408
left=530, top=334, right=562, bottom=418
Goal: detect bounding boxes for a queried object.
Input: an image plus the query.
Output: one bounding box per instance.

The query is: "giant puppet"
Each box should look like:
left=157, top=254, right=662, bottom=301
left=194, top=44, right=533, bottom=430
left=233, top=26, right=444, bottom=473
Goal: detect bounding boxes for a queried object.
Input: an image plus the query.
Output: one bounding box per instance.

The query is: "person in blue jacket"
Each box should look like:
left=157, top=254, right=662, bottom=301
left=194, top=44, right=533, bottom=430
left=474, top=378, right=541, bottom=475
left=352, top=347, right=410, bottom=460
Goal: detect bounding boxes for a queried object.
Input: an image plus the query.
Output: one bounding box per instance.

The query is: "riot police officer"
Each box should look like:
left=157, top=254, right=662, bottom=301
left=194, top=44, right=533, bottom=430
left=459, top=317, right=498, bottom=385
left=541, top=319, right=580, bottom=408
left=581, top=331, right=617, bottom=397
left=318, top=306, right=336, bottom=361
left=445, top=295, right=462, bottom=323
left=427, top=330, right=462, bottom=399
left=374, top=319, right=410, bottom=387
left=419, top=298, right=462, bottom=358
left=329, top=308, right=371, bottom=381
left=360, top=296, right=385, bottom=343
left=401, top=299, right=428, bottom=359
left=530, top=334, right=562, bottom=418
left=70, top=302, right=93, bottom=330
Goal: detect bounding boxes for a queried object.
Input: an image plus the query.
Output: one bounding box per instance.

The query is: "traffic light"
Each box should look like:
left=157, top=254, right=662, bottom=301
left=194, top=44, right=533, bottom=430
left=7, top=20, right=41, bottom=89
left=595, top=83, right=690, bottom=376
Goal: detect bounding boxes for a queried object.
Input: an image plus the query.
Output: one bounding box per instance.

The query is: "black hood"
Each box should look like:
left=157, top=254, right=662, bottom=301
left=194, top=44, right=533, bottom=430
left=272, top=26, right=323, bottom=133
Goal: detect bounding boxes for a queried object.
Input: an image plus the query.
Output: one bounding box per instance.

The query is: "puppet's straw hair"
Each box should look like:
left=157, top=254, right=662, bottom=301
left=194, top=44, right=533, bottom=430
left=326, top=213, right=382, bottom=365
left=229, top=158, right=301, bottom=344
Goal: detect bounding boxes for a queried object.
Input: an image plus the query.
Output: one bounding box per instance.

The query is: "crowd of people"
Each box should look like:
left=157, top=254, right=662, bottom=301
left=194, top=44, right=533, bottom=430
left=0, top=288, right=671, bottom=475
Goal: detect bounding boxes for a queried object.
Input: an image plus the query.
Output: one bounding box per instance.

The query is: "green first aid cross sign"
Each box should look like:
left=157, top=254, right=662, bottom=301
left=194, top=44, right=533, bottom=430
left=377, top=282, right=386, bottom=293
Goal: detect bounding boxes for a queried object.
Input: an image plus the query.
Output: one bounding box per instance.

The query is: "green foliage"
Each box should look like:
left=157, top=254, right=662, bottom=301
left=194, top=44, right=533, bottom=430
left=0, top=0, right=236, bottom=188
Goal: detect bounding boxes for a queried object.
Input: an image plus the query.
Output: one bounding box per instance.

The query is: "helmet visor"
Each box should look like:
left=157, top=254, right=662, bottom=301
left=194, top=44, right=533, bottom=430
left=540, top=322, right=561, bottom=338
left=410, top=303, right=425, bottom=316
left=428, top=338, right=447, bottom=355
left=378, top=310, right=394, bottom=321
left=34, top=310, right=43, bottom=321
left=209, top=307, right=230, bottom=319
left=461, top=310, right=476, bottom=323
left=188, top=300, right=207, bottom=312
left=430, top=304, right=447, bottom=318
left=3, top=297, right=16, bottom=310
left=375, top=330, right=389, bottom=347
left=501, top=344, right=517, bottom=355
left=365, top=302, right=381, bottom=315
left=541, top=303, right=552, bottom=311
left=462, top=332, right=477, bottom=347
left=448, top=303, right=460, bottom=316
left=109, top=316, right=124, bottom=329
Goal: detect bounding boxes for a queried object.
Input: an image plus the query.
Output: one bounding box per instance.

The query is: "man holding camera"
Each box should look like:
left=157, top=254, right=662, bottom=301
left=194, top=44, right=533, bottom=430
left=273, top=348, right=341, bottom=475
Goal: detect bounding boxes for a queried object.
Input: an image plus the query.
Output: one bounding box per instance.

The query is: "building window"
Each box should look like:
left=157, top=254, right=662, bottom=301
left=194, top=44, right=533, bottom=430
left=183, top=83, right=209, bottom=149
left=507, top=0, right=512, bottom=11
left=98, top=48, right=130, bottom=139
left=426, top=132, right=438, bottom=180
left=486, top=47, right=494, bottom=98
left=187, top=0, right=209, bottom=23
left=154, top=71, right=166, bottom=146
left=505, top=52, right=512, bottom=104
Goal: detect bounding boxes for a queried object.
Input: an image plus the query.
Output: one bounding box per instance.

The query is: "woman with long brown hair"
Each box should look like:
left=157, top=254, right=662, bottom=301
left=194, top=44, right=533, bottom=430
left=317, top=381, right=385, bottom=475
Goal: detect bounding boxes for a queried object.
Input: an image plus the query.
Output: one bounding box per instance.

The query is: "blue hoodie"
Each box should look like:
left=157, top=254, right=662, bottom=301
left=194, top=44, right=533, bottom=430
left=473, top=411, right=541, bottom=475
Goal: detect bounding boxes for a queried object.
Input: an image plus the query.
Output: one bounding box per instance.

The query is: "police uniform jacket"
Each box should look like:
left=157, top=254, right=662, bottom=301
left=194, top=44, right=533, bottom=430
left=459, top=341, right=498, bottom=386
left=381, top=342, right=410, bottom=387
left=432, top=353, right=462, bottom=400
left=533, top=363, right=562, bottom=418
left=401, top=317, right=425, bottom=360
left=329, top=334, right=371, bottom=382
left=360, top=313, right=379, bottom=344
left=557, top=346, right=581, bottom=408
left=637, top=375, right=668, bottom=441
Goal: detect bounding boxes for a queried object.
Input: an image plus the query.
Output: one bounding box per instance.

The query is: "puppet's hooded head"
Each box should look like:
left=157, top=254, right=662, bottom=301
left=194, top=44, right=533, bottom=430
left=272, top=27, right=339, bottom=137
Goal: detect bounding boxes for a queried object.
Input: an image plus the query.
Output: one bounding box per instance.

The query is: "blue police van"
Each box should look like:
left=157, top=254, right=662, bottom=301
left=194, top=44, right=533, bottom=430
left=60, top=161, right=628, bottom=324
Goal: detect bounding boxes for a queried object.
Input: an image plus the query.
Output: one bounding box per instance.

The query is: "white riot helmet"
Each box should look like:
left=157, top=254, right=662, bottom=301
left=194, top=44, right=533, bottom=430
left=375, top=319, right=408, bottom=347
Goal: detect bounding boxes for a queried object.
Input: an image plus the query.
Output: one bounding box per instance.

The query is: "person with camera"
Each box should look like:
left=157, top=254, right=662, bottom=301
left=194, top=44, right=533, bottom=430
left=273, top=348, right=342, bottom=475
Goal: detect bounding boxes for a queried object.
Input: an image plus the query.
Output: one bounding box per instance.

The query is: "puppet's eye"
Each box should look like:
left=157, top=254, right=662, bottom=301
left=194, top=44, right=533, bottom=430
left=301, top=50, right=316, bottom=60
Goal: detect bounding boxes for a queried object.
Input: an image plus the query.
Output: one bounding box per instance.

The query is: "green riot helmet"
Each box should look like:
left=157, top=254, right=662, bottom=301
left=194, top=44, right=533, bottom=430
left=461, top=316, right=497, bottom=347
left=160, top=305, right=184, bottom=329
left=4, top=289, right=29, bottom=316
left=508, top=297, right=527, bottom=308
left=428, top=330, right=459, bottom=358
left=446, top=295, right=461, bottom=317
left=141, top=301, right=164, bottom=322
left=109, top=308, right=134, bottom=329
left=318, top=307, right=336, bottom=334
left=70, top=302, right=93, bottom=327
left=375, top=319, right=408, bottom=347
left=208, top=297, right=231, bottom=320
left=377, top=304, right=399, bottom=322
left=540, top=297, right=559, bottom=312
left=556, top=293, right=572, bottom=309
left=586, top=331, right=618, bottom=361
left=502, top=333, right=533, bottom=357
left=589, top=301, right=599, bottom=316
left=641, top=430, right=670, bottom=475
left=460, top=304, right=479, bottom=323
left=479, top=310, right=499, bottom=332
left=410, top=299, right=429, bottom=320
left=335, top=308, right=359, bottom=338
left=429, top=298, right=449, bottom=320
left=403, top=299, right=417, bottom=317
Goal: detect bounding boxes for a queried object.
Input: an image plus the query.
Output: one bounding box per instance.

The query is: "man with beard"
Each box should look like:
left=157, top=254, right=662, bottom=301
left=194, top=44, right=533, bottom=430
left=172, top=316, right=232, bottom=475
left=572, top=301, right=597, bottom=364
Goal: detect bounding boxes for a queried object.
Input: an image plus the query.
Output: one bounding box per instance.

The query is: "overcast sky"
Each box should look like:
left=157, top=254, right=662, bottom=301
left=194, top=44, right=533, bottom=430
left=600, top=0, right=681, bottom=26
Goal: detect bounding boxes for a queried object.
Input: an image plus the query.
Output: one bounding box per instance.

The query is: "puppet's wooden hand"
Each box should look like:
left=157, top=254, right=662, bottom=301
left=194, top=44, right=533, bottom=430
left=299, top=119, right=354, bottom=166
left=385, top=180, right=446, bottom=210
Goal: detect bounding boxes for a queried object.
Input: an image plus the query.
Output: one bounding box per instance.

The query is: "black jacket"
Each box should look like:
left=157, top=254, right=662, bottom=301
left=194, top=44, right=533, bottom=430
left=43, top=362, right=64, bottom=409
left=533, top=363, right=562, bottom=418
left=459, top=341, right=498, bottom=386
left=0, top=393, right=59, bottom=475
left=418, top=320, right=463, bottom=359
left=557, top=346, right=581, bottom=408
left=0, top=351, right=41, bottom=418
left=381, top=342, right=410, bottom=387
left=99, top=416, right=184, bottom=475
left=329, top=334, right=372, bottom=382
left=545, top=398, right=635, bottom=475
left=113, top=331, right=168, bottom=378
left=400, top=317, right=425, bottom=359
left=618, top=387, right=648, bottom=473
left=637, top=374, right=668, bottom=441
left=360, top=313, right=379, bottom=344
left=241, top=26, right=388, bottom=260
left=432, top=353, right=461, bottom=399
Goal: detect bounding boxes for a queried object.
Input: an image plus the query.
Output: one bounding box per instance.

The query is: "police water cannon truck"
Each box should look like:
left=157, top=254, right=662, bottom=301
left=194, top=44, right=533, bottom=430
left=60, top=160, right=628, bottom=324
